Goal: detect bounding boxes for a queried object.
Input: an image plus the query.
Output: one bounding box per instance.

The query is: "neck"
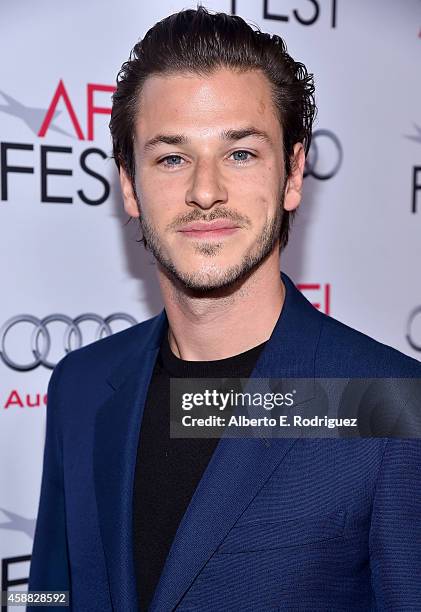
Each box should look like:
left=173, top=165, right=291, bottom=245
left=156, top=249, right=285, bottom=361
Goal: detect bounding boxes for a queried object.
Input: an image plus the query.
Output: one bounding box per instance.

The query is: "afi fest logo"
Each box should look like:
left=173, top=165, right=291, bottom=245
left=0, top=80, right=115, bottom=205
left=1, top=80, right=114, bottom=142
left=37, top=80, right=115, bottom=141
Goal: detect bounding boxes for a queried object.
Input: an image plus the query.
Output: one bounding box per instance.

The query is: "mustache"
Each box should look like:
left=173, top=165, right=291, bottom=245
left=166, top=208, right=251, bottom=231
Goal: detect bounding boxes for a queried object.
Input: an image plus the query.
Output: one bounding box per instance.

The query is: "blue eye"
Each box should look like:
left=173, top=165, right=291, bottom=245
left=231, top=150, right=254, bottom=163
left=160, top=155, right=184, bottom=167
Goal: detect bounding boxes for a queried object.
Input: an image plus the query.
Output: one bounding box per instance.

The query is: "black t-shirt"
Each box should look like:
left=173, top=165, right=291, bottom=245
left=133, top=329, right=268, bottom=611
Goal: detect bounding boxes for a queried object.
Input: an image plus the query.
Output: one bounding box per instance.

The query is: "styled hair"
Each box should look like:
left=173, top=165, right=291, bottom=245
left=110, top=6, right=316, bottom=250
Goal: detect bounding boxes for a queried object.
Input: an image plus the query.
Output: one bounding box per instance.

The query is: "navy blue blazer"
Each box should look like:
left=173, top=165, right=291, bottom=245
left=28, top=272, right=421, bottom=611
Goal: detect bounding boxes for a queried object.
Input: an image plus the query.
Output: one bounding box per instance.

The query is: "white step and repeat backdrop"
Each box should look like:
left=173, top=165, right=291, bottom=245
left=1, top=0, right=420, bottom=605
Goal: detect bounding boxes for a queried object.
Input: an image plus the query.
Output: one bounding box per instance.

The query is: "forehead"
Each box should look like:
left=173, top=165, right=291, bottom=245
left=135, top=67, right=281, bottom=141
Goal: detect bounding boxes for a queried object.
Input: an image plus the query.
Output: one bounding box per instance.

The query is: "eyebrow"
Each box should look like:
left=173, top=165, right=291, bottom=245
left=143, top=126, right=273, bottom=152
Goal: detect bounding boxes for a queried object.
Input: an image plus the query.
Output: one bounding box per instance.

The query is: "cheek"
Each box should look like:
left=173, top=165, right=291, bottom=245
left=138, top=179, right=180, bottom=221
left=257, top=195, right=278, bottom=220
left=238, top=164, right=280, bottom=197
left=251, top=193, right=282, bottom=230
left=240, top=173, right=279, bottom=210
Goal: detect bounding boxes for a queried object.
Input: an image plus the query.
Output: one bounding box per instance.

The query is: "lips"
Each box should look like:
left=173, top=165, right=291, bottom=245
left=178, top=220, right=240, bottom=232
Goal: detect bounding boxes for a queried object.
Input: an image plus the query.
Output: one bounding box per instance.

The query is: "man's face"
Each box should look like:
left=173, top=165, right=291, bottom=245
left=120, top=67, right=303, bottom=292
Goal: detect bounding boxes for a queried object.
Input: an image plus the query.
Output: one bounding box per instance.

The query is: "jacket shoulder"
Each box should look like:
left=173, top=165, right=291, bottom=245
left=316, top=311, right=421, bottom=377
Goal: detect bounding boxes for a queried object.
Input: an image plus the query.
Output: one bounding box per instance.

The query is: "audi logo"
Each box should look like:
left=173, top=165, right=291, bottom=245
left=0, top=313, right=138, bottom=371
left=305, top=129, right=343, bottom=180
left=406, top=306, right=421, bottom=352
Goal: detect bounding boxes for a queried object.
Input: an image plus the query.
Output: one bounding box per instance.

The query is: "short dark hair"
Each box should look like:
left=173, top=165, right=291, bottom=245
left=110, top=6, right=316, bottom=251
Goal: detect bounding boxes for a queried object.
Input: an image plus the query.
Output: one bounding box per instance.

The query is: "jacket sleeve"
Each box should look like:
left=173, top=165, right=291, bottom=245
left=27, top=357, right=71, bottom=611
left=369, top=438, right=421, bottom=610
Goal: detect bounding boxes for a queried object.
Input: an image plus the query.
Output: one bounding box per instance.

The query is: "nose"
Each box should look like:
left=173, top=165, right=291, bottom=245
left=185, top=159, right=228, bottom=210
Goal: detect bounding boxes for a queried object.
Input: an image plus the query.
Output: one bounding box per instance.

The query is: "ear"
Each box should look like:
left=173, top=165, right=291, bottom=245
left=119, top=165, right=140, bottom=218
left=283, top=142, right=306, bottom=212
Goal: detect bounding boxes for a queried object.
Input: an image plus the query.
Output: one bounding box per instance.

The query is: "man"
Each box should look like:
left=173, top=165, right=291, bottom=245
left=28, top=6, right=421, bottom=611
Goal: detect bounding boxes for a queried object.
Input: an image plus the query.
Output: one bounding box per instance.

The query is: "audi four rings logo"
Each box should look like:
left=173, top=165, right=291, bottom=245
left=0, top=313, right=138, bottom=371
left=305, top=129, right=343, bottom=180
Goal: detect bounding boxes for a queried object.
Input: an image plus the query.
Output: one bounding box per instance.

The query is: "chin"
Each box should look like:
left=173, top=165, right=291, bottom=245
left=177, top=267, right=230, bottom=292
left=169, top=257, right=257, bottom=294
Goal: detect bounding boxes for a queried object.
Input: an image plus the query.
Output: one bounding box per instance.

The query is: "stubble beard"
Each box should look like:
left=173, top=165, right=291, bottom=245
left=138, top=184, right=286, bottom=294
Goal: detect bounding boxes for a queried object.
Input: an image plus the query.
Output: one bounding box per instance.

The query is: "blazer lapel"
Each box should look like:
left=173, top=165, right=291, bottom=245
left=149, top=271, right=324, bottom=611
left=93, top=310, right=167, bottom=611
